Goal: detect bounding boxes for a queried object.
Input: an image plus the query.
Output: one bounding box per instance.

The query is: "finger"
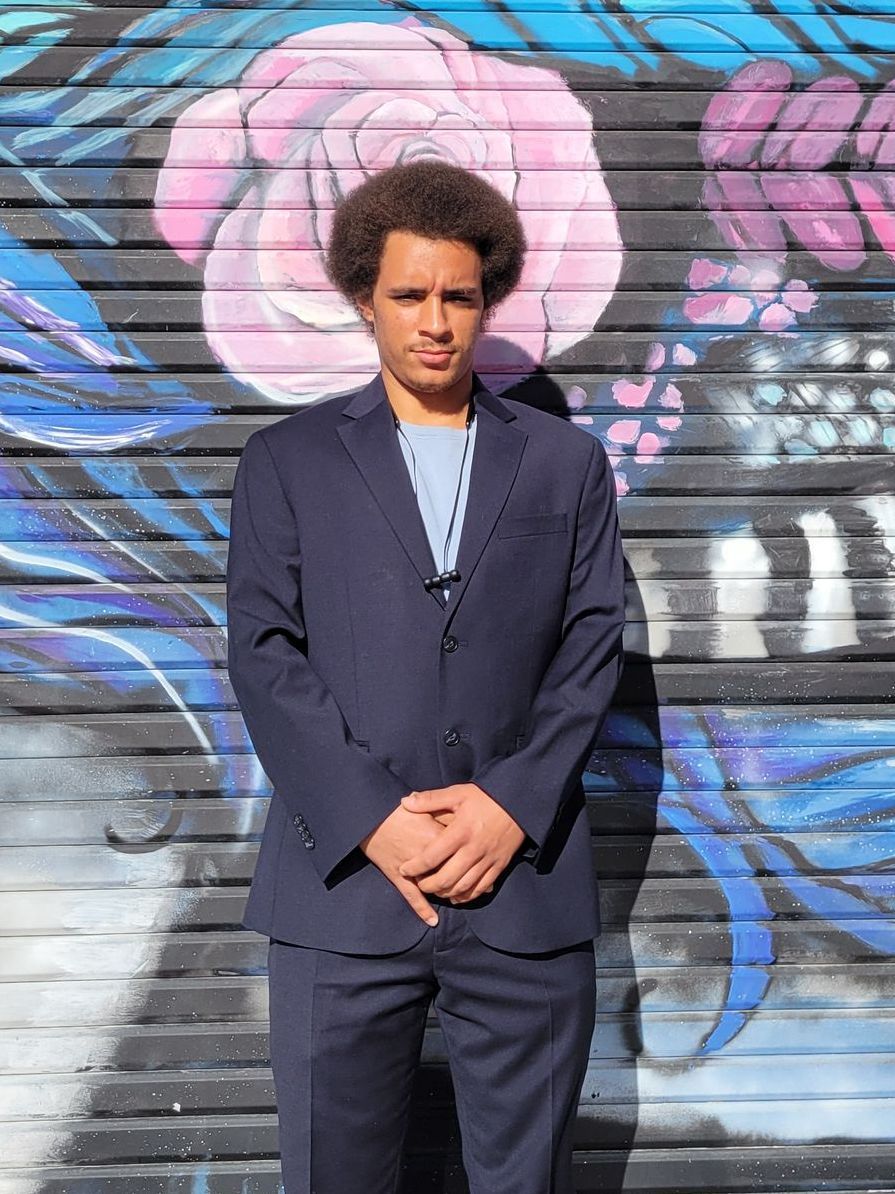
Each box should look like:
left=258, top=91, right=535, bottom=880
left=763, top=173, right=862, bottom=269
left=454, top=884, right=494, bottom=902
left=440, top=858, right=491, bottom=902
left=461, top=863, right=503, bottom=904
left=399, top=828, right=465, bottom=878
left=699, top=61, right=793, bottom=166
left=395, top=875, right=439, bottom=927
left=703, top=173, right=787, bottom=253
left=453, top=863, right=502, bottom=904
left=762, top=78, right=860, bottom=170
left=401, top=789, right=455, bottom=814
left=851, top=175, right=895, bottom=265
left=416, top=849, right=482, bottom=897
left=857, top=78, right=895, bottom=162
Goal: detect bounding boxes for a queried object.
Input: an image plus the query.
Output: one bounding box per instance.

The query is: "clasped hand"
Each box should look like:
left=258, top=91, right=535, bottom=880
left=360, top=783, right=526, bottom=926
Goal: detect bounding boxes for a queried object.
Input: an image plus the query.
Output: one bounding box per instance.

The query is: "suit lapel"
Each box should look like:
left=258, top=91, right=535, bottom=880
left=444, top=384, right=526, bottom=627
left=337, top=372, right=528, bottom=621
left=337, top=374, right=442, bottom=608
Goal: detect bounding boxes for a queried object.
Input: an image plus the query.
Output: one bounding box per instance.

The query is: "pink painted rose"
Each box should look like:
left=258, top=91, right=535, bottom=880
left=154, top=18, right=622, bottom=402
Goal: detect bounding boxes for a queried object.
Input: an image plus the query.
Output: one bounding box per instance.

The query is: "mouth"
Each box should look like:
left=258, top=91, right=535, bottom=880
left=413, top=349, right=454, bottom=367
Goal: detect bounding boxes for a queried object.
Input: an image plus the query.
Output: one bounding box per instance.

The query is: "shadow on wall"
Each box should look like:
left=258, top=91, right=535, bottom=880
left=394, top=362, right=663, bottom=1193
left=589, top=566, right=662, bottom=1194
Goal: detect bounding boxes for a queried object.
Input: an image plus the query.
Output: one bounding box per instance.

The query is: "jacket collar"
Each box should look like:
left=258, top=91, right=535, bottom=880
left=340, top=370, right=517, bottom=424
left=337, top=372, right=527, bottom=623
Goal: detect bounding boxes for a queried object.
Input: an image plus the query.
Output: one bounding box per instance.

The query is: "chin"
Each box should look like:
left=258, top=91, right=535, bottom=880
left=411, top=375, right=458, bottom=394
left=402, top=361, right=471, bottom=393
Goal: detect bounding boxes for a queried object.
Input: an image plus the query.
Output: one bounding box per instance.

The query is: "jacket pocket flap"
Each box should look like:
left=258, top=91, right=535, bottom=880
left=497, top=512, right=568, bottom=538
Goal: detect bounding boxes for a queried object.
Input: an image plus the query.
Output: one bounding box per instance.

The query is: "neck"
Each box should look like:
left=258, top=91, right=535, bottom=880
left=381, top=364, right=475, bottom=427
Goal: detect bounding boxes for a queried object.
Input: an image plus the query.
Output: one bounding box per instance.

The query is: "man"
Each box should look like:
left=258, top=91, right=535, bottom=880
left=226, top=159, right=626, bottom=1194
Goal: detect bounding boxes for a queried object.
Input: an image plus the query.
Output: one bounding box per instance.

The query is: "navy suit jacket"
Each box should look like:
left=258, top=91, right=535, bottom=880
left=227, top=372, right=625, bottom=954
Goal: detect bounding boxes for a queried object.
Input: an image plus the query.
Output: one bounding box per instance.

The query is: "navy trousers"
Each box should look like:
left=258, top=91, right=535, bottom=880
left=267, top=900, right=596, bottom=1194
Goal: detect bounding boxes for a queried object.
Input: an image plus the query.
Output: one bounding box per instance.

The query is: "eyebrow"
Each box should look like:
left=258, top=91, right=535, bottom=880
left=385, top=287, right=479, bottom=296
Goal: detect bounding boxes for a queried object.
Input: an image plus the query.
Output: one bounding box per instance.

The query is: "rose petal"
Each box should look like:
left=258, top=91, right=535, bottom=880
left=207, top=317, right=377, bottom=401
left=278, top=289, right=359, bottom=329
left=683, top=291, right=754, bottom=325
left=438, top=32, right=558, bottom=96
left=687, top=258, right=729, bottom=289
left=750, top=266, right=784, bottom=290
left=243, top=22, right=457, bottom=90
left=256, top=202, right=321, bottom=253
left=203, top=206, right=376, bottom=398
left=781, top=280, right=817, bottom=313
left=261, top=246, right=333, bottom=294
left=612, top=378, right=655, bottom=408
left=542, top=162, right=621, bottom=336
left=154, top=89, right=247, bottom=265
left=486, top=290, right=556, bottom=332
left=658, top=383, right=683, bottom=409
left=321, top=125, right=368, bottom=173
left=247, top=87, right=350, bottom=165
left=607, top=419, right=641, bottom=445
left=758, top=302, right=797, bottom=330
left=203, top=205, right=261, bottom=289
left=635, top=432, right=662, bottom=457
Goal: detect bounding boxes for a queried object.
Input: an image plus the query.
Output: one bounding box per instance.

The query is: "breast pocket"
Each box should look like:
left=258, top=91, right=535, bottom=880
left=496, top=512, right=568, bottom=539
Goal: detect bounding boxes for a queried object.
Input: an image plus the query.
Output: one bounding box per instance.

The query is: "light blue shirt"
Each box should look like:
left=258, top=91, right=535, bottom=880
left=396, top=413, right=478, bottom=602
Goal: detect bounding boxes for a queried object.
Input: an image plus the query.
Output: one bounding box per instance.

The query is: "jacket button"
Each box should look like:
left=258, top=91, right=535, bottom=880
left=443, top=728, right=460, bottom=746
left=441, top=635, right=458, bottom=653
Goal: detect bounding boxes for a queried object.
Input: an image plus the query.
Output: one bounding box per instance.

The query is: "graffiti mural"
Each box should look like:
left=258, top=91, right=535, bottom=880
left=1, top=1, right=894, bottom=1190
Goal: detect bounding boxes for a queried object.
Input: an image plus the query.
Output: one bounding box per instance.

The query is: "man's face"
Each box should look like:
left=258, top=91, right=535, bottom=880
left=357, top=230, right=486, bottom=396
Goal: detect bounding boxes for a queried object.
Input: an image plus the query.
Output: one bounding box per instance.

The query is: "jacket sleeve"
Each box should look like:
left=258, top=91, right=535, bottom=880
left=470, top=437, right=625, bottom=866
left=226, top=429, right=412, bottom=886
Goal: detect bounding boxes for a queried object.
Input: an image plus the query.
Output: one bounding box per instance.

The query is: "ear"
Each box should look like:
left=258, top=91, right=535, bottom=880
left=356, top=295, right=374, bottom=325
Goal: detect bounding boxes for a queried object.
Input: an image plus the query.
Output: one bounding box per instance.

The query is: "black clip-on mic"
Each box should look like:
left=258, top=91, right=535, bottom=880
left=423, top=568, right=461, bottom=591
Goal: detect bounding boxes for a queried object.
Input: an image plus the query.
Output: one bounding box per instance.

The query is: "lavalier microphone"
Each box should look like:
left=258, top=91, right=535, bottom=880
left=423, top=568, right=461, bottom=591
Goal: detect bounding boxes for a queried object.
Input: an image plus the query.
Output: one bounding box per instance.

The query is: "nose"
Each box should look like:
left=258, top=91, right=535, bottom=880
left=418, top=295, right=451, bottom=341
